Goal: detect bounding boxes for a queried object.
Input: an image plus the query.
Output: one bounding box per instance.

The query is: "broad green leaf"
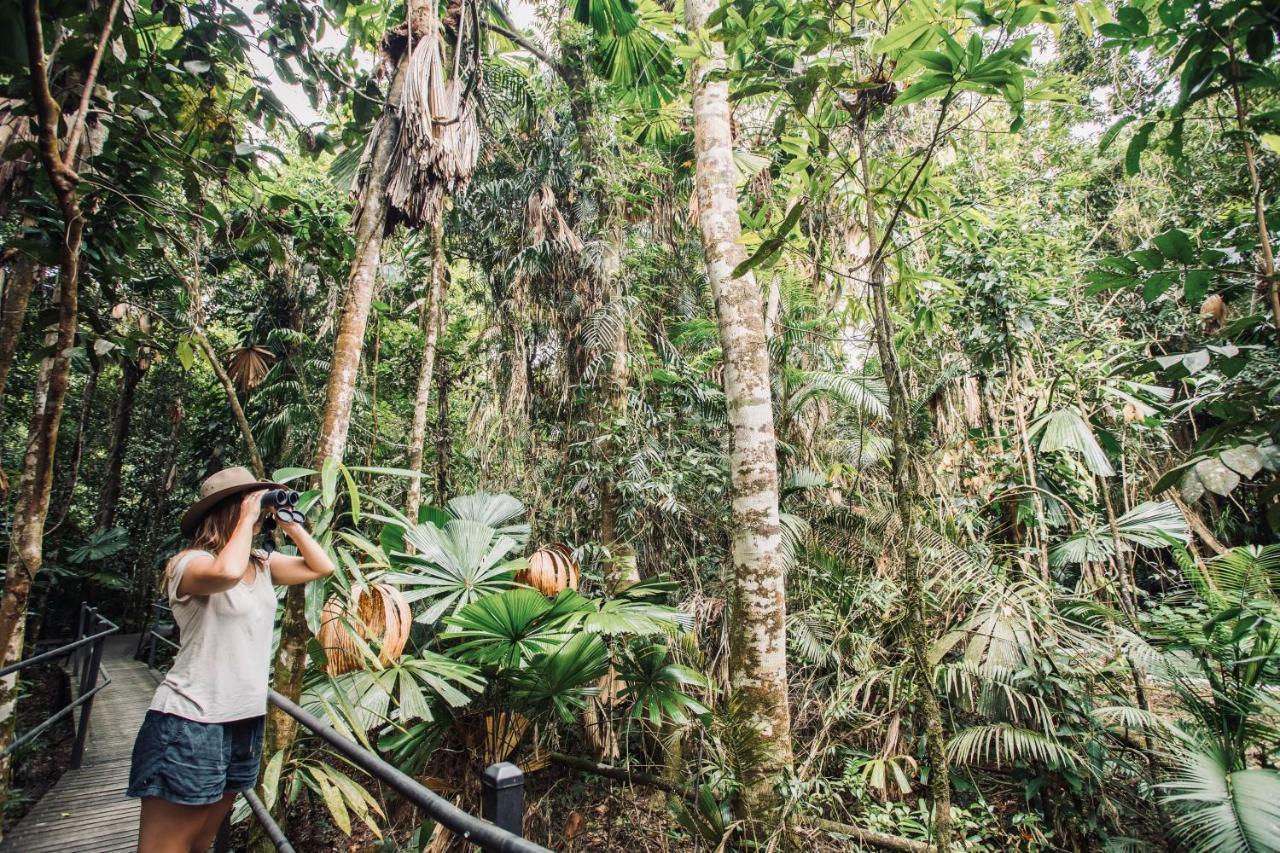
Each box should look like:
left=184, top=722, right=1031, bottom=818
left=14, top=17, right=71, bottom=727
left=260, top=750, right=284, bottom=810
left=1154, top=229, right=1195, bottom=264
left=272, top=466, right=317, bottom=483
left=1030, top=408, right=1115, bottom=476
left=1095, top=112, right=1136, bottom=154
left=894, top=74, right=951, bottom=106
left=1125, top=122, right=1155, bottom=175
left=176, top=336, right=195, bottom=371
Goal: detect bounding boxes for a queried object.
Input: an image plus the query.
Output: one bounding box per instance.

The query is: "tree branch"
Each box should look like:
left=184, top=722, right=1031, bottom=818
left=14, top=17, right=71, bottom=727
left=22, top=0, right=77, bottom=206
left=481, top=20, right=568, bottom=83
left=63, top=0, right=123, bottom=162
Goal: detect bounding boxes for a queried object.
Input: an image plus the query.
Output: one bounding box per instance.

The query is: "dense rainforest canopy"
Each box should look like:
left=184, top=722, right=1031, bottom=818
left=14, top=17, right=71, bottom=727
left=1, top=0, right=1278, bottom=849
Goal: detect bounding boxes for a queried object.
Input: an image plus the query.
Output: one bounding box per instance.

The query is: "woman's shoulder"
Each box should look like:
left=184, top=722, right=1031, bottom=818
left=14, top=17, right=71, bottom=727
left=167, top=548, right=214, bottom=570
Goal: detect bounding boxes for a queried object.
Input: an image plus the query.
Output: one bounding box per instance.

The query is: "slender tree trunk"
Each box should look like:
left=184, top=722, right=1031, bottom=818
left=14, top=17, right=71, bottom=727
left=169, top=255, right=265, bottom=479
left=1226, top=47, right=1279, bottom=334
left=364, top=311, right=382, bottom=467
left=199, top=333, right=265, bottom=478
left=834, top=221, right=874, bottom=374
left=133, top=397, right=184, bottom=623
left=406, top=212, right=446, bottom=519
left=1009, top=360, right=1050, bottom=582
left=46, top=349, right=101, bottom=534
left=0, top=0, right=91, bottom=820
left=857, top=129, right=952, bottom=852
left=0, top=243, right=37, bottom=411
left=264, top=56, right=411, bottom=775
left=434, top=361, right=451, bottom=504
left=685, top=0, right=793, bottom=825
left=95, top=358, right=144, bottom=531
left=598, top=232, right=629, bottom=561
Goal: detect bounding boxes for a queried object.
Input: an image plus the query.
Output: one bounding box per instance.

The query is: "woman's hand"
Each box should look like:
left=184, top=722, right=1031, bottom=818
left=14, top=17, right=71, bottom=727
left=238, top=489, right=268, bottom=529
left=276, top=514, right=306, bottom=539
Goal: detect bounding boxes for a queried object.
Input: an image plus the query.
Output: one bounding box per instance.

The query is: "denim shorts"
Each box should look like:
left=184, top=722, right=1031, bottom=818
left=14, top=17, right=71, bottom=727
left=127, top=710, right=265, bottom=805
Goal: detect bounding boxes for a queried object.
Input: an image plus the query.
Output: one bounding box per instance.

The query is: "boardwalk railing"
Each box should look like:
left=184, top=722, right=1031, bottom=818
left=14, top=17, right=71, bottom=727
left=139, top=603, right=549, bottom=852
left=1, top=604, right=118, bottom=768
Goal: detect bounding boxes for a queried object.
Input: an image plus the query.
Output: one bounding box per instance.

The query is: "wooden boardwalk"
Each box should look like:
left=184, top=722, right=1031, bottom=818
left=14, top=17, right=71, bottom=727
left=2, top=634, right=154, bottom=853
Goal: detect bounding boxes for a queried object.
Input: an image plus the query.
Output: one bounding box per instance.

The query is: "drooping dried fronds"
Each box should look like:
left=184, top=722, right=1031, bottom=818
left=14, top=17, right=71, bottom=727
left=223, top=344, right=276, bottom=393
left=386, top=0, right=482, bottom=228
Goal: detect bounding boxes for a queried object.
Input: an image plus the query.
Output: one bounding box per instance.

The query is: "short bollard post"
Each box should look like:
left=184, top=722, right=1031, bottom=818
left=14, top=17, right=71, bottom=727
left=481, top=761, right=524, bottom=837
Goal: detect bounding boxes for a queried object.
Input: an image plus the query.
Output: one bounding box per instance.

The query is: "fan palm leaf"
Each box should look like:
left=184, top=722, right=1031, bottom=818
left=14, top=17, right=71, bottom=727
left=442, top=588, right=588, bottom=667
left=510, top=632, right=611, bottom=722
left=1162, top=748, right=1280, bottom=853
left=386, top=518, right=524, bottom=622
left=1029, top=407, right=1115, bottom=476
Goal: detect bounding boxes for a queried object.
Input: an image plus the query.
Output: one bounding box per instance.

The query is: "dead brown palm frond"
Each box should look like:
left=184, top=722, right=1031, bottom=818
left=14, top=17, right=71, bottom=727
left=484, top=709, right=530, bottom=764
left=387, top=0, right=482, bottom=227
left=525, top=184, right=583, bottom=253
left=223, top=344, right=275, bottom=392
left=317, top=582, right=412, bottom=676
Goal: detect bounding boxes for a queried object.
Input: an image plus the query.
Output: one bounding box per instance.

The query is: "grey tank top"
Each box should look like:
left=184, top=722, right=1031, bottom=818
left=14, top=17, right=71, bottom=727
left=149, top=549, right=278, bottom=723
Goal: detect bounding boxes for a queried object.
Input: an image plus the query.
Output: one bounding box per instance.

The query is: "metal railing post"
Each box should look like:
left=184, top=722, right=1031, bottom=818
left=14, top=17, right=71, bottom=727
left=72, top=605, right=87, bottom=677
left=481, top=762, right=525, bottom=838
left=146, top=628, right=157, bottom=671
left=69, top=628, right=106, bottom=769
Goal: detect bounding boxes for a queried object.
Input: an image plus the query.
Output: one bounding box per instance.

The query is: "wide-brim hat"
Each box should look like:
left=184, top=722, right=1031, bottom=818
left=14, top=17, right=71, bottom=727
left=180, top=466, right=286, bottom=537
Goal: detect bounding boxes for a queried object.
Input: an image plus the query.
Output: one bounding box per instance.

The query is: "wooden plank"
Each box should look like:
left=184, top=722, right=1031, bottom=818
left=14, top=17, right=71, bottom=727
left=0, top=636, right=154, bottom=853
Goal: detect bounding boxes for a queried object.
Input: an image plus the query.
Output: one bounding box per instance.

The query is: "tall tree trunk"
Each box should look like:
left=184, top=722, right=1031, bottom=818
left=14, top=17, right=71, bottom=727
left=833, top=221, right=874, bottom=374
left=685, top=0, right=793, bottom=826
left=0, top=0, right=92, bottom=820
left=364, top=311, right=382, bottom=467
left=265, top=56, right=410, bottom=771
left=95, top=358, right=144, bottom=531
left=1226, top=45, right=1279, bottom=333
left=132, top=397, right=184, bottom=624
left=857, top=129, right=952, bottom=851
left=406, top=212, right=446, bottom=519
left=312, top=66, right=408, bottom=467
left=598, top=232, right=629, bottom=563
left=198, top=333, right=265, bottom=479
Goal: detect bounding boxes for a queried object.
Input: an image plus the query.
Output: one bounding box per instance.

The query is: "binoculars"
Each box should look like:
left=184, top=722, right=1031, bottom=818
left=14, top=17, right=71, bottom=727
left=261, top=489, right=306, bottom=525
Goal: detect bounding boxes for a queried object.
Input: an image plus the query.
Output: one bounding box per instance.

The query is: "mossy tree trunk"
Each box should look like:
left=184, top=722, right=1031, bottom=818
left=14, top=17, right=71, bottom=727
left=685, top=0, right=793, bottom=827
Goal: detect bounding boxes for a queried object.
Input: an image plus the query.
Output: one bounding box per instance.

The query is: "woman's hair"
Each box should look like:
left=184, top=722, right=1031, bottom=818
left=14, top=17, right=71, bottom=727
left=190, top=495, right=242, bottom=554
left=163, top=493, right=263, bottom=590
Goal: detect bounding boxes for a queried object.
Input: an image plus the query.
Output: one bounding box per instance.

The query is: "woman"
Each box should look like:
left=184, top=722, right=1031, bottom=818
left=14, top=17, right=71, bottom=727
left=128, top=466, right=335, bottom=853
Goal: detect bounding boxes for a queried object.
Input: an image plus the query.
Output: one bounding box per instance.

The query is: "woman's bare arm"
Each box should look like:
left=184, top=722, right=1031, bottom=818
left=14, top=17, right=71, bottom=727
left=177, top=490, right=266, bottom=596
left=268, top=518, right=336, bottom=586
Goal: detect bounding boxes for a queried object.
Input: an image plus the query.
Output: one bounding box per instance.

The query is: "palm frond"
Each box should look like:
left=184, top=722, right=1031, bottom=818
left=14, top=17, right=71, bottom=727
left=1162, top=748, right=1280, bottom=853
left=948, top=723, right=1086, bottom=770
left=1030, top=407, right=1115, bottom=476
